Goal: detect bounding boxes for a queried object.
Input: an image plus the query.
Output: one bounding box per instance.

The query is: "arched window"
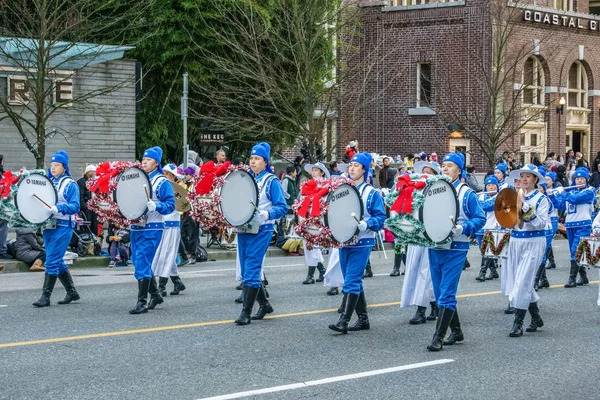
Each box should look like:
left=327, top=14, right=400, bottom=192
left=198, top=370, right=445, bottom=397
left=523, top=57, right=544, bottom=105
left=568, top=61, right=588, bottom=109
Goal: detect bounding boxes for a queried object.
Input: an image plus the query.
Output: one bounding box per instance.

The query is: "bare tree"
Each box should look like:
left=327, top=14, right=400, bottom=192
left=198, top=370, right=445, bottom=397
left=0, top=0, right=153, bottom=168
left=434, top=0, right=561, bottom=167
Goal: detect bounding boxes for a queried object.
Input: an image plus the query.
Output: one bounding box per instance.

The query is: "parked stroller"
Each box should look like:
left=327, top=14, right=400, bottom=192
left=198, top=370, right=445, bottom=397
left=70, top=213, right=101, bottom=257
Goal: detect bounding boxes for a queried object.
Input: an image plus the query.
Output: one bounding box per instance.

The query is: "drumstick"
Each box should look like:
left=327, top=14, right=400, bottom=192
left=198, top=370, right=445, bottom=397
left=143, top=184, right=150, bottom=202
left=351, top=212, right=360, bottom=224
left=249, top=199, right=260, bottom=212
left=33, top=194, right=51, bottom=209
left=449, top=216, right=457, bottom=229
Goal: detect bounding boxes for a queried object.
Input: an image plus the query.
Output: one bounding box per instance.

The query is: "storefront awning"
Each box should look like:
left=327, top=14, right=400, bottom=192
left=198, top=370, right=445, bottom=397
left=0, top=37, right=134, bottom=70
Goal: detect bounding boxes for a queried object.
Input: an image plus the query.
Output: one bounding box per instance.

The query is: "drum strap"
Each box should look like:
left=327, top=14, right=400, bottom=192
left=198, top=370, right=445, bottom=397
left=257, top=174, right=276, bottom=200
left=150, top=175, right=166, bottom=199
left=456, top=183, right=470, bottom=216
left=56, top=176, right=75, bottom=223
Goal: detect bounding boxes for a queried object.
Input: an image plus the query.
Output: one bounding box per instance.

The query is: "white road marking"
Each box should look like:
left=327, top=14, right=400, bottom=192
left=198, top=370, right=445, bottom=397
left=196, top=359, right=454, bottom=400
left=181, top=264, right=305, bottom=275
left=0, top=305, right=7, bottom=308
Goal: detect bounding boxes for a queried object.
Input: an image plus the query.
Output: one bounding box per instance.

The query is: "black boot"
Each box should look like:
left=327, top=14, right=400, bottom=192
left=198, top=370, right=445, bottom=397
left=236, top=282, right=243, bottom=290
left=158, top=277, right=169, bottom=297
left=262, top=273, right=269, bottom=287
left=390, top=253, right=401, bottom=277
left=564, top=260, right=578, bottom=288
left=129, top=278, right=150, bottom=314
left=170, top=276, right=186, bottom=295
left=303, top=266, right=316, bottom=284
left=534, top=263, right=545, bottom=291
left=348, top=292, right=370, bottom=331
left=463, top=259, right=471, bottom=270
left=546, top=247, right=556, bottom=269
left=235, top=286, right=260, bottom=325
left=487, top=259, right=499, bottom=279
left=326, top=287, right=339, bottom=295
left=33, top=274, right=58, bottom=307
left=57, top=270, right=80, bottom=304
left=427, top=302, right=438, bottom=321
left=338, top=291, right=347, bottom=313
left=443, top=309, right=464, bottom=345
left=148, top=277, right=164, bottom=310
left=363, top=261, right=373, bottom=278
left=476, top=257, right=487, bottom=282
left=316, top=262, right=326, bottom=283
left=427, top=307, right=454, bottom=351
left=577, top=266, right=589, bottom=286
left=525, top=302, right=544, bottom=332
left=504, top=302, right=516, bottom=314
left=235, top=286, right=244, bottom=303
left=251, top=285, right=273, bottom=320
left=409, top=306, right=427, bottom=325
left=329, top=293, right=359, bottom=334
left=400, top=253, right=406, bottom=275
left=509, top=309, right=527, bottom=337
left=538, top=265, right=550, bottom=289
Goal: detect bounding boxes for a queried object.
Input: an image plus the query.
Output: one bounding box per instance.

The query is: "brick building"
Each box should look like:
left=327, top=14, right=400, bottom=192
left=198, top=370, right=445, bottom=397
left=338, top=0, right=600, bottom=168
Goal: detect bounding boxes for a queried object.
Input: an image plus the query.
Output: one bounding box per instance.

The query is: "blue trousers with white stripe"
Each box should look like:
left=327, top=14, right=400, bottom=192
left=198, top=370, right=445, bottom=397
left=428, top=249, right=467, bottom=311
left=566, top=226, right=591, bottom=261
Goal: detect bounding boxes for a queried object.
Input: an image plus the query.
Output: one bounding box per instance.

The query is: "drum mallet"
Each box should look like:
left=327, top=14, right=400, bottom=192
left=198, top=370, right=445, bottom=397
left=143, top=184, right=150, bottom=202
left=33, top=194, right=51, bottom=209
left=249, top=199, right=260, bottom=212
left=449, top=216, right=457, bottom=229
left=351, top=212, right=360, bottom=224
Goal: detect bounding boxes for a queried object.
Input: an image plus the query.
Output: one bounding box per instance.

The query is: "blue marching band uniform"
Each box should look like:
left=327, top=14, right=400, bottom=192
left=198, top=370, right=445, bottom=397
left=33, top=151, right=82, bottom=307
left=427, top=153, right=485, bottom=351
left=329, top=152, right=386, bottom=334
left=475, top=175, right=500, bottom=282
left=235, top=142, right=288, bottom=325
left=549, top=167, right=594, bottom=288
left=129, top=146, right=176, bottom=314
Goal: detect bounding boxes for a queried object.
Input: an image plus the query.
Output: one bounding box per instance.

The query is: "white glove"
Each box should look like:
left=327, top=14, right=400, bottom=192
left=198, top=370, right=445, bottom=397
left=522, top=202, right=531, bottom=213
left=147, top=201, right=157, bottom=212
left=452, top=224, right=463, bottom=236
left=593, top=227, right=600, bottom=236
left=259, top=210, right=270, bottom=221
left=555, top=186, right=564, bottom=194
left=358, top=221, right=368, bottom=232
left=50, top=206, right=59, bottom=215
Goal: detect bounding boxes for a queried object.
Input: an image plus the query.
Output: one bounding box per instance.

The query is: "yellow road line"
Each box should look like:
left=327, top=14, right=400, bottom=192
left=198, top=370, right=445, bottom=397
left=1, top=280, right=597, bottom=349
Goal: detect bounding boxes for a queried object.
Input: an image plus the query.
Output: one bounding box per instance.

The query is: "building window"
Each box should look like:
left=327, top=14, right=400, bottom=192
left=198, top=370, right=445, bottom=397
left=392, top=0, right=458, bottom=4
left=417, top=63, right=432, bottom=107
left=522, top=57, right=544, bottom=106
left=554, top=0, right=573, bottom=11
left=567, top=61, right=588, bottom=109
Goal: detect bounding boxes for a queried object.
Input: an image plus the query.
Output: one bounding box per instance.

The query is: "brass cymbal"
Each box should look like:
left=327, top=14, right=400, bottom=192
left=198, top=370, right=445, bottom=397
left=172, top=182, right=192, bottom=212
left=494, top=188, right=518, bottom=229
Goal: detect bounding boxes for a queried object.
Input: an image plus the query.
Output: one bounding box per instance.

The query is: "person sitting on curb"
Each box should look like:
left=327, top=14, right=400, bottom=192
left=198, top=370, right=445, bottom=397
left=14, top=228, right=46, bottom=272
left=106, top=224, right=132, bottom=267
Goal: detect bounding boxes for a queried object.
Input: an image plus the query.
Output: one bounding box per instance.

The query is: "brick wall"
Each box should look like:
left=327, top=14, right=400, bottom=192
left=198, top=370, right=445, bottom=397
left=1, top=59, right=136, bottom=176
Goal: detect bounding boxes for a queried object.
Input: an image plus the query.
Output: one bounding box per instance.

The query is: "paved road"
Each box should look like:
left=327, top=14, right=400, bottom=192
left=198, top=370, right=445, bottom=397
left=1, top=240, right=599, bottom=400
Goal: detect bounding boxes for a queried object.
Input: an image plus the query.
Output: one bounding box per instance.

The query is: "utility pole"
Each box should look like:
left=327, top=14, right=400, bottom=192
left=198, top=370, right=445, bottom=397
left=181, top=72, right=189, bottom=168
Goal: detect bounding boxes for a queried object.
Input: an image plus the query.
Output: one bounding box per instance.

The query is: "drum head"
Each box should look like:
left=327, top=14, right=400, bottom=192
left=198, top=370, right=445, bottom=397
left=14, top=174, right=57, bottom=224
left=219, top=170, right=258, bottom=226
left=114, top=167, right=151, bottom=220
left=325, top=183, right=363, bottom=245
left=420, top=180, right=458, bottom=243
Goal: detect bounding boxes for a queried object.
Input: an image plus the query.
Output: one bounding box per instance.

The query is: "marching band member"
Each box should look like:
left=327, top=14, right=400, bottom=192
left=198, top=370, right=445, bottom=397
left=329, top=152, right=385, bottom=334
left=500, top=170, right=522, bottom=315
left=506, top=165, right=549, bottom=337
left=426, top=153, right=485, bottom=351
left=33, top=151, right=81, bottom=307
left=401, top=161, right=440, bottom=325
left=475, top=176, right=500, bottom=282
left=129, top=146, right=175, bottom=314
left=235, top=143, right=288, bottom=325
left=550, top=167, right=594, bottom=288
left=152, top=164, right=186, bottom=298
left=300, top=162, right=329, bottom=285
left=543, top=172, right=560, bottom=269
left=494, top=163, right=512, bottom=191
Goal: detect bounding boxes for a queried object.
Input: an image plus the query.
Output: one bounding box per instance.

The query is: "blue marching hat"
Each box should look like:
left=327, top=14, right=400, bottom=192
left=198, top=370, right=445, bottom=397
left=50, top=150, right=70, bottom=176
left=251, top=142, right=271, bottom=171
left=574, top=167, right=590, bottom=181
left=546, top=171, right=557, bottom=183
left=143, top=146, right=163, bottom=173
left=442, top=153, right=464, bottom=171
left=350, top=152, right=372, bottom=181
left=495, top=163, right=507, bottom=177
left=484, top=175, right=499, bottom=191
left=537, top=166, right=547, bottom=177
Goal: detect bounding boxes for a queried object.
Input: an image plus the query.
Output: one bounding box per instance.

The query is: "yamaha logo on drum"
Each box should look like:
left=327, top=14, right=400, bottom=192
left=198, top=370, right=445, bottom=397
left=26, top=178, right=47, bottom=186
left=122, top=173, right=140, bottom=181
left=428, top=185, right=447, bottom=196
left=332, top=189, right=350, bottom=202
